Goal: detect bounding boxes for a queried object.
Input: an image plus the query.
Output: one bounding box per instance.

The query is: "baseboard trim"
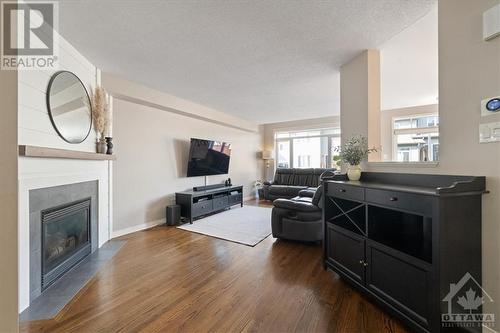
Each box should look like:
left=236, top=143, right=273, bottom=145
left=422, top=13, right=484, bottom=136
left=112, top=197, right=256, bottom=239
left=112, top=218, right=165, bottom=238
left=243, top=195, right=256, bottom=202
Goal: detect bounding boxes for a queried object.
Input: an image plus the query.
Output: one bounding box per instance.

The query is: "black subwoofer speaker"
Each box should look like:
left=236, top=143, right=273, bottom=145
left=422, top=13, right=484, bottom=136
left=166, top=205, right=181, bottom=226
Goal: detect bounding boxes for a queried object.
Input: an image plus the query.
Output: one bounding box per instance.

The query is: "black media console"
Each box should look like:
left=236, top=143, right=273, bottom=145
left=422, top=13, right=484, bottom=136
left=323, top=172, right=486, bottom=333
left=175, top=185, right=243, bottom=223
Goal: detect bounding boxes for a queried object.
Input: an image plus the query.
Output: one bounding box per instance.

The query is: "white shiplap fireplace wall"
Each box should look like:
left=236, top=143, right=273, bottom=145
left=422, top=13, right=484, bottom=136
left=18, top=34, right=112, bottom=312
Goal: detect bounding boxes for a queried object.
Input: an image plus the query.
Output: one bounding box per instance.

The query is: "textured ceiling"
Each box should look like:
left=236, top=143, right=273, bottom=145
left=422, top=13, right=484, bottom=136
left=57, top=0, right=436, bottom=124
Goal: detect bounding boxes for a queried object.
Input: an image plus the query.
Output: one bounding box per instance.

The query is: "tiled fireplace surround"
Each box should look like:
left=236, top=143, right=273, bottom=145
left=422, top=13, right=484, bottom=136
left=18, top=157, right=112, bottom=312
left=28, top=181, right=99, bottom=302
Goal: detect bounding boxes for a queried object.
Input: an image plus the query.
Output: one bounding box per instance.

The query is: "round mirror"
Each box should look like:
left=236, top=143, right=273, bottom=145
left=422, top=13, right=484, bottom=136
left=46, top=71, right=92, bottom=144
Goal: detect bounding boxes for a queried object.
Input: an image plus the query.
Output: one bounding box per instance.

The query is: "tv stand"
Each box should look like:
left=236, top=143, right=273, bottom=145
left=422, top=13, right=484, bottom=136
left=175, top=185, right=243, bottom=223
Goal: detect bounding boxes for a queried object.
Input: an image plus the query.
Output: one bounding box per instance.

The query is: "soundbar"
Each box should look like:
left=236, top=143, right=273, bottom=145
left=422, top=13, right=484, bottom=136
left=193, top=184, right=226, bottom=192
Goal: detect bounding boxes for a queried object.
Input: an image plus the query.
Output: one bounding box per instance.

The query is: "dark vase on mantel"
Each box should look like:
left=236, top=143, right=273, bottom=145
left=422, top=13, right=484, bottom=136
left=105, top=137, right=114, bottom=155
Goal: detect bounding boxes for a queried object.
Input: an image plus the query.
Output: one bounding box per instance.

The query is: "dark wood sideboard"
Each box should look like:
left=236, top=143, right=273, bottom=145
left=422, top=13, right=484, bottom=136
left=176, top=185, right=243, bottom=223
left=323, top=172, right=486, bottom=333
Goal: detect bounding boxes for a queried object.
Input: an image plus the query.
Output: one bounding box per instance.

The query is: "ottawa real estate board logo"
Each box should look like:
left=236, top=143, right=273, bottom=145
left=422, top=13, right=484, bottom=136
left=442, top=272, right=495, bottom=329
left=1, top=1, right=58, bottom=70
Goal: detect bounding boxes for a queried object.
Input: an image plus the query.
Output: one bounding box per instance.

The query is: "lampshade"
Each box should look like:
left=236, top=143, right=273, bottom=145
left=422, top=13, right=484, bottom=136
left=262, top=150, right=274, bottom=160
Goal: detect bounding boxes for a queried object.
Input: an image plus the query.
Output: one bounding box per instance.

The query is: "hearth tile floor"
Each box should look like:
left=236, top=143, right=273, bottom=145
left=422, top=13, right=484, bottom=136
left=20, top=240, right=125, bottom=322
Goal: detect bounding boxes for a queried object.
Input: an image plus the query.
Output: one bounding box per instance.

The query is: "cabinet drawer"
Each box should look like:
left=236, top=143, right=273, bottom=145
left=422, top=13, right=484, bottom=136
left=213, top=196, right=229, bottom=211
left=327, top=183, right=365, bottom=202
left=228, top=193, right=242, bottom=205
left=192, top=200, right=213, bottom=217
left=365, top=188, right=433, bottom=216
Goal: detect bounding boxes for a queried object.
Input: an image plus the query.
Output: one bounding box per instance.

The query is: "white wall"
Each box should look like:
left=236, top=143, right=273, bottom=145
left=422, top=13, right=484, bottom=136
left=18, top=37, right=99, bottom=152
left=103, top=73, right=258, bottom=133
left=0, top=0, right=19, bottom=327
left=342, top=0, right=500, bottom=324
left=17, top=30, right=112, bottom=312
left=340, top=50, right=381, bottom=163
left=106, top=76, right=263, bottom=237
left=380, top=4, right=438, bottom=110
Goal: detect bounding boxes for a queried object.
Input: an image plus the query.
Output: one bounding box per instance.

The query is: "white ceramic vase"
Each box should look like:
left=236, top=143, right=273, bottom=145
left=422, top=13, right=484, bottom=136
left=347, top=165, right=361, bottom=181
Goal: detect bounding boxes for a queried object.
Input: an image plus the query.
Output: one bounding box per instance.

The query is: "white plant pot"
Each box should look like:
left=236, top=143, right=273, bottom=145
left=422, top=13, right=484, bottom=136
left=347, top=165, right=362, bottom=181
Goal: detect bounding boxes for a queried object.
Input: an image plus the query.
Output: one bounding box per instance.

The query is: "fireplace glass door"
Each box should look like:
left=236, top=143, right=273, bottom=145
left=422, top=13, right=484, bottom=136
left=41, top=198, right=91, bottom=289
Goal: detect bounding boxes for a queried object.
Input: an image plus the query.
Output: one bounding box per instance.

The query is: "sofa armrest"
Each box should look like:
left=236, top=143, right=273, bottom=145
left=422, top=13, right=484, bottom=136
left=273, top=198, right=321, bottom=213
left=298, top=188, right=316, bottom=198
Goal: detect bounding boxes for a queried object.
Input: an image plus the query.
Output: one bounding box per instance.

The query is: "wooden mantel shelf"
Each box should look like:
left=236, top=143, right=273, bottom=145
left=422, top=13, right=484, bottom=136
left=19, top=145, right=116, bottom=161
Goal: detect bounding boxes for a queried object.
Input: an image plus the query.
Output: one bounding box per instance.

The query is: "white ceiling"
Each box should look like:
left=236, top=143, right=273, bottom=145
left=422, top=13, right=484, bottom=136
left=57, top=0, right=436, bottom=124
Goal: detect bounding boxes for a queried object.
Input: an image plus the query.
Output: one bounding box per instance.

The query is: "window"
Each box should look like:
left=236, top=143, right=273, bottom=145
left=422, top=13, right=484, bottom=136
left=276, top=141, right=290, bottom=168
left=275, top=128, right=340, bottom=169
left=297, top=155, right=311, bottom=168
left=393, top=115, right=439, bottom=162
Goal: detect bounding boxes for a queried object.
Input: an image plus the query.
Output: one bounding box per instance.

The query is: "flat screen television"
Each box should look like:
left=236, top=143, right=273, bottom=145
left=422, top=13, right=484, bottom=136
left=186, top=138, right=231, bottom=177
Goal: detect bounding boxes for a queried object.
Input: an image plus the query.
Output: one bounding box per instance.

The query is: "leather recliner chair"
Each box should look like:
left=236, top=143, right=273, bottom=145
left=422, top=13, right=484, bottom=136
left=271, top=185, right=323, bottom=242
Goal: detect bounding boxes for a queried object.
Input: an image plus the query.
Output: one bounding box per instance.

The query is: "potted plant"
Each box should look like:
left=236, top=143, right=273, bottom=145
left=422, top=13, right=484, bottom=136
left=91, top=86, right=110, bottom=154
left=254, top=180, right=264, bottom=198
left=334, top=135, right=377, bottom=181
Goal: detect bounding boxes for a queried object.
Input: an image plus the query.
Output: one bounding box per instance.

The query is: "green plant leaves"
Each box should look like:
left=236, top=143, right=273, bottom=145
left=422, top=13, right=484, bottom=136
left=335, top=135, right=377, bottom=166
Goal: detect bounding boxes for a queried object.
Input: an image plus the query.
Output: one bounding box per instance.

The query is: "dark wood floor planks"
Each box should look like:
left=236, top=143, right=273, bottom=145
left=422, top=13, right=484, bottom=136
left=20, top=199, right=409, bottom=333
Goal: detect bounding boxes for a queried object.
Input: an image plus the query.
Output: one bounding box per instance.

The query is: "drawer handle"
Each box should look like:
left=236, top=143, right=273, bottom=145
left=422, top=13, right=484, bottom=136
left=339, top=189, right=346, bottom=193
left=389, top=197, right=398, bottom=201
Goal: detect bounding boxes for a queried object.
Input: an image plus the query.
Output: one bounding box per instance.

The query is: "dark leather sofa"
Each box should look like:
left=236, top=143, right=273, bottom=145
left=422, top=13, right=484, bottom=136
left=271, top=186, right=323, bottom=242
left=263, top=168, right=335, bottom=201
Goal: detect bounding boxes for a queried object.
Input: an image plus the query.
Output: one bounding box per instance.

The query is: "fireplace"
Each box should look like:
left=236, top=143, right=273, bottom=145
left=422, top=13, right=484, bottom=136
left=41, top=198, right=91, bottom=290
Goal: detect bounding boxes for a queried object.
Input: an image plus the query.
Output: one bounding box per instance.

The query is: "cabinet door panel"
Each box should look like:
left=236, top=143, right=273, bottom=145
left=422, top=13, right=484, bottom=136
left=366, top=241, right=431, bottom=328
left=327, top=224, right=365, bottom=283
left=228, top=193, right=242, bottom=205
left=213, top=196, right=229, bottom=211
left=192, top=200, right=213, bottom=217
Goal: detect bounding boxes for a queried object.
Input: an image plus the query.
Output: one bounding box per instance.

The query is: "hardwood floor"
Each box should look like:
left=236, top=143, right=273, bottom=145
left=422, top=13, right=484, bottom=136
left=245, top=197, right=273, bottom=206
left=21, top=200, right=410, bottom=333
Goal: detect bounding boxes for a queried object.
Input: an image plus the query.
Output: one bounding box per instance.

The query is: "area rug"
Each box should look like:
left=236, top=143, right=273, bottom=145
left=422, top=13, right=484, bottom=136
left=177, top=206, right=272, bottom=246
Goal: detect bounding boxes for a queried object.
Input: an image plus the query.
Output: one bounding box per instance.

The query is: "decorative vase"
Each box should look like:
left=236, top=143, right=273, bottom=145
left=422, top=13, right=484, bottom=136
left=96, top=138, right=107, bottom=154
left=105, top=137, right=114, bottom=155
left=347, top=165, right=362, bottom=181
